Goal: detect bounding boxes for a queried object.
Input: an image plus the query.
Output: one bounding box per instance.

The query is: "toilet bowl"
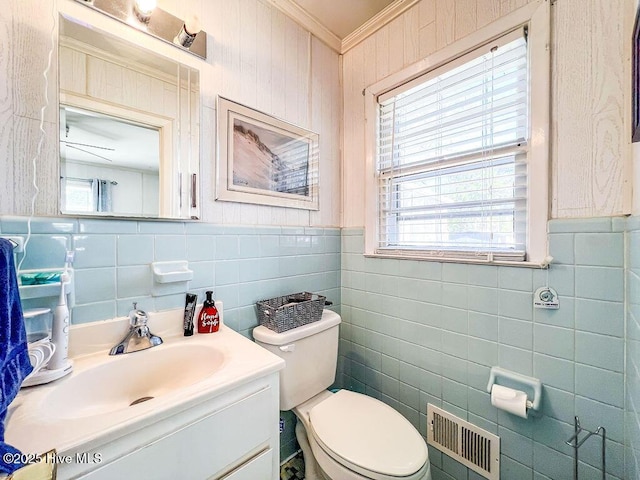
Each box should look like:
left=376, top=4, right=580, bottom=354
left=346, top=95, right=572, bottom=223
left=293, top=390, right=431, bottom=480
left=253, top=310, right=432, bottom=480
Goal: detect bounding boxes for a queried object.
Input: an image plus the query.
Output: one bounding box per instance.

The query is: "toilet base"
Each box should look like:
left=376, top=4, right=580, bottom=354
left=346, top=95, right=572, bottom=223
left=295, top=420, right=329, bottom=480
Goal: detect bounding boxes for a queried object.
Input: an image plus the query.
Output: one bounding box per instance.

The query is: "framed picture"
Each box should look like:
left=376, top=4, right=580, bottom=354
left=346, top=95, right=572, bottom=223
left=633, top=4, right=640, bottom=142
left=216, top=97, right=319, bottom=210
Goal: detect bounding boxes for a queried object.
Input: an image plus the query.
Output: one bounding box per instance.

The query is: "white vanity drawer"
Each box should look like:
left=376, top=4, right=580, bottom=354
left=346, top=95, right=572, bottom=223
left=77, top=385, right=273, bottom=480
left=218, top=448, right=273, bottom=480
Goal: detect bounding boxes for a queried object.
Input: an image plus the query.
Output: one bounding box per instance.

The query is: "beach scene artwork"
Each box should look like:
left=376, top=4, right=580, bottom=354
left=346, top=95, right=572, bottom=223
left=216, top=96, right=319, bottom=210
left=232, top=118, right=310, bottom=197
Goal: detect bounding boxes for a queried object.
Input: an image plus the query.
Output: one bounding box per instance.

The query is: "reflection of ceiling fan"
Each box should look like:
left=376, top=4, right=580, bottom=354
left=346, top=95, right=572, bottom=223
left=61, top=124, right=115, bottom=162
left=60, top=105, right=161, bottom=171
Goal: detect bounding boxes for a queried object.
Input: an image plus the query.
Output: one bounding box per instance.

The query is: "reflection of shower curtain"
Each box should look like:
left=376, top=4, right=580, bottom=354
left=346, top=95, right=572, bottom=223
left=91, top=178, right=113, bottom=212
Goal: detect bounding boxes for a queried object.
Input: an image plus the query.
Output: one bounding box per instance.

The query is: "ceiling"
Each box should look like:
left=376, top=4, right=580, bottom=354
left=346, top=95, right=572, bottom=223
left=291, top=0, right=397, bottom=39
left=61, top=106, right=160, bottom=172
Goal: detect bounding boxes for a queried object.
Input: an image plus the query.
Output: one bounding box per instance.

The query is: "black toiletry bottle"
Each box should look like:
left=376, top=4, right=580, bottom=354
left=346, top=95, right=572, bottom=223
left=197, top=291, right=220, bottom=334
left=183, top=293, right=197, bottom=336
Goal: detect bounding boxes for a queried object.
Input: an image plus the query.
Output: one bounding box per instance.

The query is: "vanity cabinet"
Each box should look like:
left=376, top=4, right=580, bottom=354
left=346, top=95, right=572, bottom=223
left=65, top=374, right=280, bottom=480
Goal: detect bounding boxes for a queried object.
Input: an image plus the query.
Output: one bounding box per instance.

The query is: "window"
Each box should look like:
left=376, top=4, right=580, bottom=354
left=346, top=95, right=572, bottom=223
left=367, top=1, right=549, bottom=265
left=61, top=177, right=114, bottom=213
left=63, top=178, right=94, bottom=213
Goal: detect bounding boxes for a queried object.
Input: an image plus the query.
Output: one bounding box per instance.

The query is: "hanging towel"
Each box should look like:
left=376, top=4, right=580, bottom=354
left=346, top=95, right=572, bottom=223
left=0, top=239, right=33, bottom=474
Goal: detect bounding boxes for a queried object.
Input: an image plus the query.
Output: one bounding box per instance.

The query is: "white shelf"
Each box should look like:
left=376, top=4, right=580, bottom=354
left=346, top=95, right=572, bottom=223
left=18, top=268, right=74, bottom=305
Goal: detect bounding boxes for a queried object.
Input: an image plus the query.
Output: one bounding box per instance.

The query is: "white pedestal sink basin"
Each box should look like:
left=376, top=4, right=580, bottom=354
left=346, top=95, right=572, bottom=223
left=4, top=304, right=285, bottom=479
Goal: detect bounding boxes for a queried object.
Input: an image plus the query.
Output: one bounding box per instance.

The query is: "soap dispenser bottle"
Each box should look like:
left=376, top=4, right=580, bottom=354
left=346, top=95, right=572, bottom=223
left=197, top=291, right=219, bottom=333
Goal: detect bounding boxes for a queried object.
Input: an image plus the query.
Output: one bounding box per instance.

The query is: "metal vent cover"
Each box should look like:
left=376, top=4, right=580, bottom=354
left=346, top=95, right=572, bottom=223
left=427, top=404, right=500, bottom=480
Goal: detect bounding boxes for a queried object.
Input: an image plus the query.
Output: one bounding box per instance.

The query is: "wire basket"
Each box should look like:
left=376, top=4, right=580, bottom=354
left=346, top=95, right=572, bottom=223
left=256, top=292, right=326, bottom=333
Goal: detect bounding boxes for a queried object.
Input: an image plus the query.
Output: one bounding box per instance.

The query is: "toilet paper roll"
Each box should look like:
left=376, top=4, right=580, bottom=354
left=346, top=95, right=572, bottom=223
left=491, top=384, right=528, bottom=418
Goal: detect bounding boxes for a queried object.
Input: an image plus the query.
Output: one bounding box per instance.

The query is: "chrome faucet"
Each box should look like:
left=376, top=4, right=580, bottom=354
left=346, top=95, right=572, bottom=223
left=109, top=303, right=163, bottom=355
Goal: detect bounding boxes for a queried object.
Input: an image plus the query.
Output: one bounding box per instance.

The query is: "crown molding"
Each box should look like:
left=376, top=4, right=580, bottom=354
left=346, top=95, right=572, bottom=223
left=341, top=0, right=421, bottom=53
left=265, top=0, right=342, bottom=52
left=266, top=0, right=420, bottom=55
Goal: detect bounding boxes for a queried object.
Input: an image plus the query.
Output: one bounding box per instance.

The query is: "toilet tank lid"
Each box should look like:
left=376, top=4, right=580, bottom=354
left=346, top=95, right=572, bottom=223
left=253, top=310, right=341, bottom=345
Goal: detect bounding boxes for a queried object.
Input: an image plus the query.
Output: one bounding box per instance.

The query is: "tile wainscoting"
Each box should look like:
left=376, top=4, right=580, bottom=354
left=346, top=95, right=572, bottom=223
left=626, top=215, right=640, bottom=480
left=0, top=216, right=342, bottom=462
left=339, top=217, right=632, bottom=480
left=4, top=214, right=638, bottom=476
left=0, top=216, right=341, bottom=336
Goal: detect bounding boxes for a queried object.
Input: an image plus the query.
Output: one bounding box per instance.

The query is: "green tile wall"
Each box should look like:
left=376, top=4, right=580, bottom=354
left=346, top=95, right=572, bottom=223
left=340, top=218, right=630, bottom=480
left=4, top=213, right=637, bottom=475
left=0, top=215, right=342, bottom=463
left=626, top=216, right=640, bottom=480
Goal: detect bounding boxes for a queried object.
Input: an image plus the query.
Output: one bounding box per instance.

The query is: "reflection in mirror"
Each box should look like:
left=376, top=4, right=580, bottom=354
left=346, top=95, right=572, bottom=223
left=59, top=14, right=200, bottom=219
left=60, top=105, right=161, bottom=216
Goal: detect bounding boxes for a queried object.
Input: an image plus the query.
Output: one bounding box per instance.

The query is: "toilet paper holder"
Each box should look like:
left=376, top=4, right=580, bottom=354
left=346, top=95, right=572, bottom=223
left=486, top=366, right=542, bottom=413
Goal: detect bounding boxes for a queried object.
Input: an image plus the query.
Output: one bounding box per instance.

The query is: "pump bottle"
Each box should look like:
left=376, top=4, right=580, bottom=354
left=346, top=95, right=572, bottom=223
left=197, top=291, right=219, bottom=333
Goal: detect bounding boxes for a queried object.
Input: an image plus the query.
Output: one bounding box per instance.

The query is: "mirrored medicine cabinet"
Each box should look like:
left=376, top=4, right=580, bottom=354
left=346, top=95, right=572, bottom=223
left=58, top=15, right=200, bottom=219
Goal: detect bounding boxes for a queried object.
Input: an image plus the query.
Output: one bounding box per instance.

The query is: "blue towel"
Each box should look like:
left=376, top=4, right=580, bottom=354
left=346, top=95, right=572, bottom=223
left=0, top=238, right=33, bottom=474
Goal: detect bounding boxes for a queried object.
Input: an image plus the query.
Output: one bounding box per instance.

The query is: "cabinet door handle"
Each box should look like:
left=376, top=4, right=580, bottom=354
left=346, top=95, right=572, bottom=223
left=191, top=173, right=197, bottom=208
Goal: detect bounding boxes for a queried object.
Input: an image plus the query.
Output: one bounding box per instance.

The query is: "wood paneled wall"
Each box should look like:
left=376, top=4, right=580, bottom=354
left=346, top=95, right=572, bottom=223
left=2, top=1, right=58, bottom=217
left=0, top=0, right=342, bottom=227
left=342, top=0, right=633, bottom=227
left=59, top=44, right=180, bottom=121
left=2, top=0, right=634, bottom=226
left=552, top=0, right=632, bottom=218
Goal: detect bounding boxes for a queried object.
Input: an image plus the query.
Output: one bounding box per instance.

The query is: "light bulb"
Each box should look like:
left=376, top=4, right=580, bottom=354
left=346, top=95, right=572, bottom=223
left=134, top=0, right=157, bottom=23
left=135, top=0, right=156, bottom=14
left=184, top=15, right=201, bottom=35
left=175, top=15, right=201, bottom=48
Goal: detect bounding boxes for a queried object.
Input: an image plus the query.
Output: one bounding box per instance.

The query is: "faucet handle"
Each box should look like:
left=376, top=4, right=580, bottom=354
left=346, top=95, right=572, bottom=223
left=129, top=303, right=148, bottom=327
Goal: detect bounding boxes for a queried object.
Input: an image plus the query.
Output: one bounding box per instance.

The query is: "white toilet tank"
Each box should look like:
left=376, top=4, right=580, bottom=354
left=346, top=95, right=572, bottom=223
left=253, top=310, right=341, bottom=410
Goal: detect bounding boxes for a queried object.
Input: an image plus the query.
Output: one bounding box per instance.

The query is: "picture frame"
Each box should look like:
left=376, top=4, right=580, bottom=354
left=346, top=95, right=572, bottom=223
left=216, top=96, right=319, bottom=210
left=633, top=4, right=640, bottom=142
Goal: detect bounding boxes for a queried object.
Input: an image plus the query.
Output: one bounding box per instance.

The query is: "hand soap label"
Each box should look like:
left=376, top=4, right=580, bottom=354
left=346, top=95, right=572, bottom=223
left=198, top=309, right=219, bottom=333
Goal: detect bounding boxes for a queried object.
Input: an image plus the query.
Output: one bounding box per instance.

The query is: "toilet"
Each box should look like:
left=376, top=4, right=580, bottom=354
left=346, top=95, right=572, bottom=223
left=253, top=309, right=432, bottom=480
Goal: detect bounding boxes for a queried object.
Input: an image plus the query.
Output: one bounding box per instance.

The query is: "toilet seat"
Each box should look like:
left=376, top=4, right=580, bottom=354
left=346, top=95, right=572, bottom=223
left=307, top=390, right=428, bottom=480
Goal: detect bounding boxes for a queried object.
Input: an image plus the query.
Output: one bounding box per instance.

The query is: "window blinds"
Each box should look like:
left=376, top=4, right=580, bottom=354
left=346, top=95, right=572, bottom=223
left=376, top=29, right=529, bottom=261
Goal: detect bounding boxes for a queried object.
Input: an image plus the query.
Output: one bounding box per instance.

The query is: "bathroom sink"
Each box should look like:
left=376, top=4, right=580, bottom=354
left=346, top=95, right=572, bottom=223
left=5, top=306, right=285, bottom=461
left=43, top=343, right=225, bottom=419
left=4, top=305, right=285, bottom=479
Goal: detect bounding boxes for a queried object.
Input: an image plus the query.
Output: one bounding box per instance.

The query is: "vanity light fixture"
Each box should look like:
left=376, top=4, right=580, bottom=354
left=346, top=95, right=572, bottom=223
left=73, top=0, right=207, bottom=59
left=174, top=14, right=201, bottom=49
left=133, top=0, right=156, bottom=23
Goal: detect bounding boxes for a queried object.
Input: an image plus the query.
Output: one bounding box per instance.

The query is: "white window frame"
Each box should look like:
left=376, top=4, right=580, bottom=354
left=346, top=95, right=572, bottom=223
left=363, top=0, right=550, bottom=266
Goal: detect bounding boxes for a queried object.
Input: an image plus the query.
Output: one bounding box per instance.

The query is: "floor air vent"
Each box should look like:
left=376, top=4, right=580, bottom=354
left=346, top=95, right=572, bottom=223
left=427, top=404, right=500, bottom=480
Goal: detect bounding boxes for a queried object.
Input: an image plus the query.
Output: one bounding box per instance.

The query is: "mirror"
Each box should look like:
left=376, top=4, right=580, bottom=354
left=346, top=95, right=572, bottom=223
left=58, top=15, right=200, bottom=219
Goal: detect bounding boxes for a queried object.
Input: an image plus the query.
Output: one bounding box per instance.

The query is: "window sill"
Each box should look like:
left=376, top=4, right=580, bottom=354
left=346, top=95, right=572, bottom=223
left=363, top=253, right=551, bottom=269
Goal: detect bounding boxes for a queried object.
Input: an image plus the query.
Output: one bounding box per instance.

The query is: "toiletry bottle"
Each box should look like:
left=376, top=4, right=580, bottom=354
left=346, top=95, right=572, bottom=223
left=197, top=291, right=219, bottom=334
left=184, top=293, right=197, bottom=336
